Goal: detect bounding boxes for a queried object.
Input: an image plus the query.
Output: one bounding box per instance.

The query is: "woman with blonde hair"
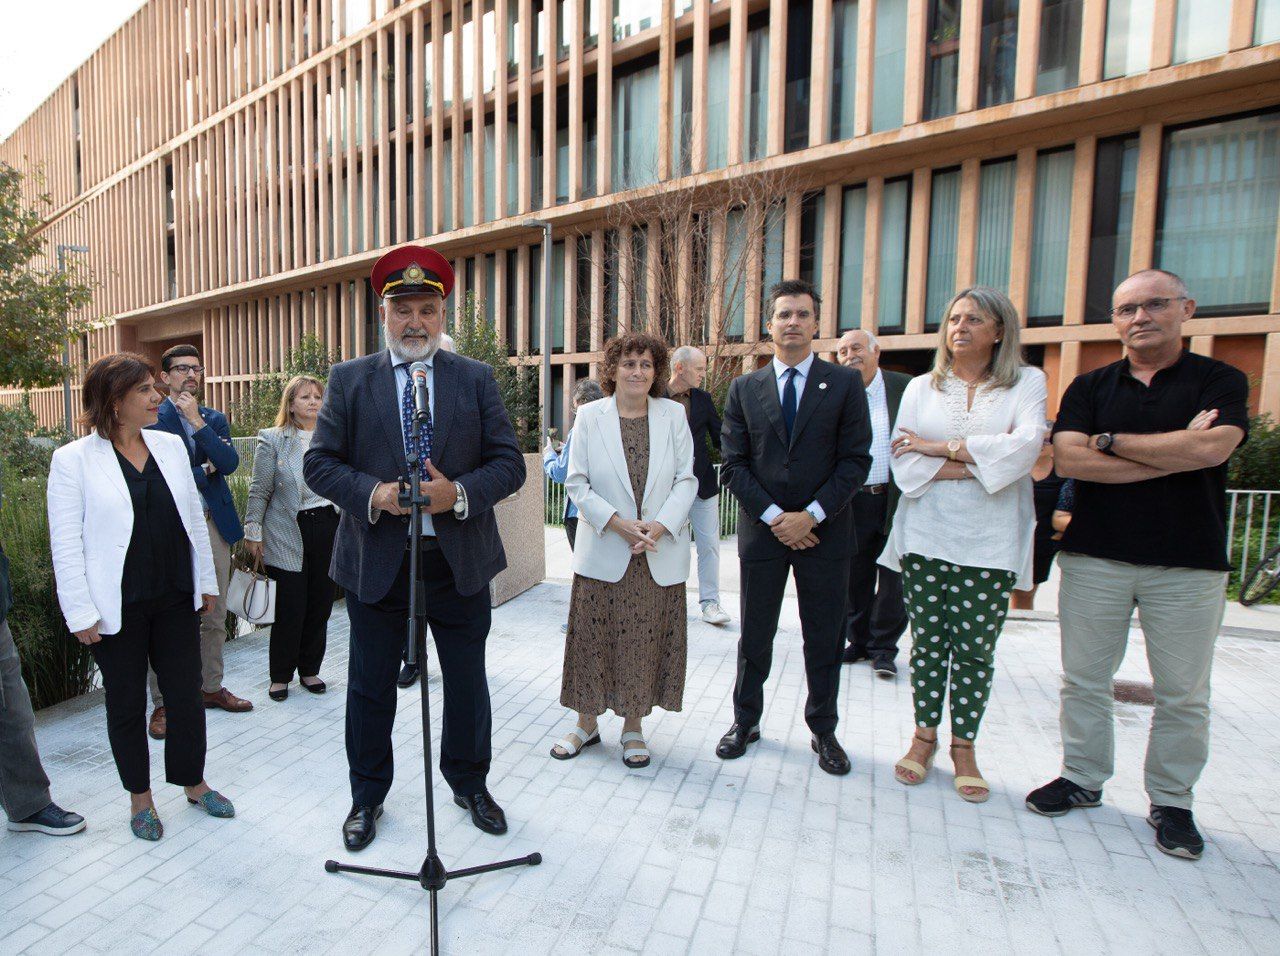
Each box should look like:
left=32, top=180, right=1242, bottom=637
left=879, top=287, right=1047, bottom=802
left=245, top=375, right=339, bottom=701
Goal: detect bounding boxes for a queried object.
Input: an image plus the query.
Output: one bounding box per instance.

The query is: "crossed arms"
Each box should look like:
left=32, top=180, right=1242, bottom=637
left=1054, top=409, right=1244, bottom=484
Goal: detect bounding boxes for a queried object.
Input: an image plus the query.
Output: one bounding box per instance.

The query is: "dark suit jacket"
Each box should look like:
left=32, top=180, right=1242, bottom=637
left=721, top=356, right=872, bottom=561
left=880, top=369, right=910, bottom=535
left=148, top=399, right=243, bottom=545
left=303, top=348, right=526, bottom=602
left=667, top=386, right=722, bottom=500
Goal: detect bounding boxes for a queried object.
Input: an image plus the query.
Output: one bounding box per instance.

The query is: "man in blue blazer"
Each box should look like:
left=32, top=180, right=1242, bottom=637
left=304, top=245, right=526, bottom=851
left=146, top=345, right=251, bottom=739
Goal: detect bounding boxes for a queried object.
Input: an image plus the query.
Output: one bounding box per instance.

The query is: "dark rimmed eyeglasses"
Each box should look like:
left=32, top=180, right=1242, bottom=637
left=1110, top=296, right=1187, bottom=319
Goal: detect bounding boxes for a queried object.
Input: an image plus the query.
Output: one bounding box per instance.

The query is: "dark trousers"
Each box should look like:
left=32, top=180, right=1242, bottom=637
left=89, top=592, right=206, bottom=794
left=843, top=492, right=908, bottom=661
left=564, top=516, right=578, bottom=550
left=733, top=552, right=850, bottom=735
left=345, top=546, right=493, bottom=805
left=0, top=620, right=52, bottom=821
left=265, top=506, right=339, bottom=683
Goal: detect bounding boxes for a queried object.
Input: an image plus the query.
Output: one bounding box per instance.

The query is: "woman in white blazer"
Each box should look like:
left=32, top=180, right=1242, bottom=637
left=47, top=354, right=235, bottom=841
left=551, top=332, right=697, bottom=769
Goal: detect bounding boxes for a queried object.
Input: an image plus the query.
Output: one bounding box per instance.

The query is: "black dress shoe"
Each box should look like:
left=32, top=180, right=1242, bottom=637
left=454, top=791, right=507, bottom=835
left=812, top=732, right=851, bottom=775
left=343, top=804, right=384, bottom=851
left=715, top=723, right=760, bottom=759
left=300, top=677, right=327, bottom=694
left=842, top=646, right=869, bottom=664
left=397, top=663, right=419, bottom=688
left=872, top=658, right=898, bottom=679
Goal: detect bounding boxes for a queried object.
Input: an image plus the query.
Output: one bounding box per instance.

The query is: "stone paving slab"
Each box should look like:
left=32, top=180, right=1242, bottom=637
left=2, top=577, right=1279, bottom=955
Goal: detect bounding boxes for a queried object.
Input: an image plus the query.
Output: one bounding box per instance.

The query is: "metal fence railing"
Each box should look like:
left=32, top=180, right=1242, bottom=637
left=1227, top=490, right=1280, bottom=579
left=545, top=463, right=740, bottom=538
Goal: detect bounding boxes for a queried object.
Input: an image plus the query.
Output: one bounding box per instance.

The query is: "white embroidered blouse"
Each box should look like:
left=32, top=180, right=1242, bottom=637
left=878, top=366, right=1048, bottom=588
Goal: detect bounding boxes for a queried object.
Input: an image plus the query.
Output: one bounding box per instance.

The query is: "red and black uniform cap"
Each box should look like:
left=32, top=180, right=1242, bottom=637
left=370, top=245, right=455, bottom=299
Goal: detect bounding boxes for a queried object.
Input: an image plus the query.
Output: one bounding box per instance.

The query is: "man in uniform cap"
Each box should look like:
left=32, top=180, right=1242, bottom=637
left=304, top=244, right=526, bottom=850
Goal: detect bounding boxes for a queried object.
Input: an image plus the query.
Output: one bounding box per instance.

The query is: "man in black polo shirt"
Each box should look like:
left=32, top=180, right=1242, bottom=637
left=1026, top=269, right=1248, bottom=862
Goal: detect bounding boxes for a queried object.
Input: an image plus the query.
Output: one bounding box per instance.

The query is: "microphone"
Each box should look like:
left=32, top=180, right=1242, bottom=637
left=409, top=361, right=430, bottom=423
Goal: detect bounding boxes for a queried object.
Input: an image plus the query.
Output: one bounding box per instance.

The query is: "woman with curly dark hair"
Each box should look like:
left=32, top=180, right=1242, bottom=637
left=551, top=332, right=697, bottom=769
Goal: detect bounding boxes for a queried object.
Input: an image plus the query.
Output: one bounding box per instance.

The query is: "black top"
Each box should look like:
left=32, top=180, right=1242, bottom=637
left=1031, top=471, right=1065, bottom=545
left=115, top=449, right=194, bottom=603
left=665, top=386, right=722, bottom=500
left=1053, top=351, right=1248, bottom=572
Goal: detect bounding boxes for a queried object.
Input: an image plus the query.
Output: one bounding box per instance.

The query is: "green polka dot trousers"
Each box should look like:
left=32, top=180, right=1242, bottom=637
left=900, top=554, right=1017, bottom=741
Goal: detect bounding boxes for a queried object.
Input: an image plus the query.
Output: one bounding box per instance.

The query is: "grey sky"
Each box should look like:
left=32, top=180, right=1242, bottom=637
left=0, top=0, right=148, bottom=141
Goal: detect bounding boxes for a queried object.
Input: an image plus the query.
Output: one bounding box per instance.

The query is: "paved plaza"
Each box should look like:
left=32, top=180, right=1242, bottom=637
left=2, top=536, right=1280, bottom=955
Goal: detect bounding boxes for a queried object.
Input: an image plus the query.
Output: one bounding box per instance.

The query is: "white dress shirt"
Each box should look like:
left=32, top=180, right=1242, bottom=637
left=865, top=369, right=892, bottom=486
left=759, top=352, right=827, bottom=526
left=878, top=367, right=1048, bottom=587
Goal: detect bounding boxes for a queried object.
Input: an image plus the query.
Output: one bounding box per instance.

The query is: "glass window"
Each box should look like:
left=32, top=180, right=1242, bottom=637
left=706, top=36, right=731, bottom=169
left=878, top=178, right=911, bottom=333
left=872, top=0, right=907, bottom=133
left=976, top=157, right=1016, bottom=291
left=556, top=86, right=571, bottom=203
left=506, top=108, right=520, bottom=212
left=604, top=230, right=620, bottom=338
left=484, top=252, right=497, bottom=324
left=925, top=1, right=962, bottom=120
left=531, top=94, right=546, bottom=210
left=1173, top=0, right=1229, bottom=64
left=743, top=23, right=770, bottom=160
left=1028, top=148, right=1075, bottom=325
left=1156, top=110, right=1280, bottom=316
left=799, top=192, right=826, bottom=299
left=613, top=57, right=660, bottom=189
left=839, top=185, right=867, bottom=332
left=558, top=0, right=570, bottom=59
left=631, top=225, right=649, bottom=320
left=1085, top=133, right=1140, bottom=323
left=1258, top=0, right=1280, bottom=44
left=505, top=249, right=518, bottom=355
left=760, top=205, right=786, bottom=333
left=925, top=167, right=961, bottom=330
left=529, top=244, right=543, bottom=354
left=442, top=136, right=454, bottom=230
left=784, top=0, right=813, bottom=153
left=462, top=128, right=475, bottom=227
left=672, top=47, right=694, bottom=176
left=585, top=0, right=599, bottom=48
left=552, top=240, right=566, bottom=352
left=576, top=235, right=593, bottom=352
left=1037, top=0, right=1082, bottom=94
left=583, top=74, right=598, bottom=198
left=1104, top=0, right=1155, bottom=78
left=723, top=208, right=747, bottom=340
left=979, top=0, right=1019, bottom=109
left=483, top=121, right=496, bottom=221
left=830, top=0, right=858, bottom=141
left=614, top=0, right=661, bottom=41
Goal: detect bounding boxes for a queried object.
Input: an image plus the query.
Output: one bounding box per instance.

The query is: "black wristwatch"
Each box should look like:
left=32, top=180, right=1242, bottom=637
left=1095, top=433, right=1117, bottom=456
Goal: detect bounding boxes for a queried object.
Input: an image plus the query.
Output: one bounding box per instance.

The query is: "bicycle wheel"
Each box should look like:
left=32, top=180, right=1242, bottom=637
left=1239, top=543, right=1280, bottom=606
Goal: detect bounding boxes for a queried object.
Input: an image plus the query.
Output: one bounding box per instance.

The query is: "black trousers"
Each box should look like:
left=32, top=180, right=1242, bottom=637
left=843, top=492, right=908, bottom=660
left=563, top=516, right=578, bottom=550
left=265, top=506, right=339, bottom=683
left=733, top=551, right=850, bottom=735
left=89, top=592, right=206, bottom=794
left=345, top=546, right=493, bottom=805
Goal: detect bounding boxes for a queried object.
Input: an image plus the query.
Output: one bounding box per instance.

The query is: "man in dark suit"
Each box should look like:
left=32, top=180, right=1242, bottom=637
left=304, top=245, right=526, bottom=850
left=146, top=344, right=251, bottom=740
left=665, top=346, right=730, bottom=626
left=836, top=329, right=910, bottom=678
left=715, top=280, right=872, bottom=775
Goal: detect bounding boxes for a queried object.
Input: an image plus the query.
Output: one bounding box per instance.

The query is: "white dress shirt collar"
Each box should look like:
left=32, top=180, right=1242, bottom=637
left=772, top=352, right=815, bottom=382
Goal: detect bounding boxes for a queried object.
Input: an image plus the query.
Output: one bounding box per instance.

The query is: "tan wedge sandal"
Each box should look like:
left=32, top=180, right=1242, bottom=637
left=950, top=741, right=990, bottom=803
left=894, top=732, right=939, bottom=785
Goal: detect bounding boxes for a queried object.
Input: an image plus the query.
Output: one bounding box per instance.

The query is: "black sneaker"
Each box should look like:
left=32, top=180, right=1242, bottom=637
left=1148, top=805, right=1205, bottom=860
left=7, top=802, right=86, bottom=836
left=1025, top=777, right=1102, bottom=817
left=872, top=658, right=897, bottom=679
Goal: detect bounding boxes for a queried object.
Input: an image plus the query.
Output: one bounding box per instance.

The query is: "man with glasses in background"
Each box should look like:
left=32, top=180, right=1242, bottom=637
left=1026, top=270, right=1248, bottom=862
left=146, top=345, right=252, bottom=741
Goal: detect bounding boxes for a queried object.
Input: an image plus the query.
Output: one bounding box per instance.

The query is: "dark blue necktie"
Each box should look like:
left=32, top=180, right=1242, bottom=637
left=399, top=365, right=433, bottom=465
left=782, top=367, right=798, bottom=442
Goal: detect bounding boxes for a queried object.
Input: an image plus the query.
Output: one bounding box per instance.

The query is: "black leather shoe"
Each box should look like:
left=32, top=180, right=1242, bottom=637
left=842, top=646, right=869, bottom=664
left=812, top=732, right=851, bottom=775
left=715, top=723, right=760, bottom=759
left=454, top=791, right=507, bottom=835
left=872, top=658, right=898, bottom=679
left=397, top=663, right=419, bottom=688
left=342, top=804, right=383, bottom=851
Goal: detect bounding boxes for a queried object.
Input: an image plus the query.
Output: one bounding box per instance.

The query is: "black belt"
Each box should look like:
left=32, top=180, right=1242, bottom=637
left=298, top=505, right=335, bottom=519
left=405, top=536, right=441, bottom=552
left=860, top=484, right=889, bottom=495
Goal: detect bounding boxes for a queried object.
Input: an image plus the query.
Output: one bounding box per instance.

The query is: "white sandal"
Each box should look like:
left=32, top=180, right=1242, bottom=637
left=550, top=724, right=600, bottom=760
left=620, top=731, right=651, bottom=769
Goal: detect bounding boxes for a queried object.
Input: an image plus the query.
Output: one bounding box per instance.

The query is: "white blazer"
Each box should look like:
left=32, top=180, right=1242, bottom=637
left=565, top=396, right=698, bottom=587
left=47, top=430, right=218, bottom=635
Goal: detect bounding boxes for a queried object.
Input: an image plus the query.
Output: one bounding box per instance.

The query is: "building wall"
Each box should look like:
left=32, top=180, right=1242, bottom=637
left=3, top=0, right=1280, bottom=432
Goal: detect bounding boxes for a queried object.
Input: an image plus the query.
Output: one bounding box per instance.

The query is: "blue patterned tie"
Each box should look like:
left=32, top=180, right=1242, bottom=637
left=782, top=367, right=798, bottom=442
left=399, top=365, right=433, bottom=465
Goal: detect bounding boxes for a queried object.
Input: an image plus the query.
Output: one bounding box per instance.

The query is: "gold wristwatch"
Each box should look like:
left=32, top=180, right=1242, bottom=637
left=947, top=439, right=962, bottom=461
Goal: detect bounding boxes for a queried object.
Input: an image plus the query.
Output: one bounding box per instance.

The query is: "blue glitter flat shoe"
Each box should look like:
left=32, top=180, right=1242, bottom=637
left=187, top=791, right=235, bottom=818
left=130, top=807, right=163, bottom=841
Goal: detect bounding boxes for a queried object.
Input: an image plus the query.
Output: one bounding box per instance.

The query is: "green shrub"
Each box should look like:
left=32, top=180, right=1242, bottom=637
left=1228, top=413, right=1280, bottom=491
left=451, top=292, right=541, bottom=452
left=228, top=334, right=340, bottom=436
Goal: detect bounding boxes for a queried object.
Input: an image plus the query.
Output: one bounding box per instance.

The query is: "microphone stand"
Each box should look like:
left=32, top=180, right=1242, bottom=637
left=324, top=396, right=541, bottom=955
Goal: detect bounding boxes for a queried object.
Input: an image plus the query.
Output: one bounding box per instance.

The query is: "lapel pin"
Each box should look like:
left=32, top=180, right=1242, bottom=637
left=818, top=382, right=828, bottom=390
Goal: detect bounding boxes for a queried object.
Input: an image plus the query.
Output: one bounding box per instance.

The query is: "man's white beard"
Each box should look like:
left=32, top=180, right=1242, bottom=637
left=387, top=326, right=440, bottom=361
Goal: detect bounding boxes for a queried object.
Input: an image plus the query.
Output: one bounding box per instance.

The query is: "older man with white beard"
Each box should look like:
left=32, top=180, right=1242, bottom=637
left=304, top=245, right=526, bottom=850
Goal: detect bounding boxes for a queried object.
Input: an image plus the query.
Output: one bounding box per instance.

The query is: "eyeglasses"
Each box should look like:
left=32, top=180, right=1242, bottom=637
left=1110, top=296, right=1186, bottom=319
left=168, top=364, right=204, bottom=375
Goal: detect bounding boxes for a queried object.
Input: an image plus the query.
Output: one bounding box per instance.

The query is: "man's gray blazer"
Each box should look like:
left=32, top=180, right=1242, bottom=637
left=303, top=348, right=527, bottom=602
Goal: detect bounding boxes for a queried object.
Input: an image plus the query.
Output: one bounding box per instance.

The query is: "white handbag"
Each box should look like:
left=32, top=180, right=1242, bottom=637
left=226, top=557, right=277, bottom=625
